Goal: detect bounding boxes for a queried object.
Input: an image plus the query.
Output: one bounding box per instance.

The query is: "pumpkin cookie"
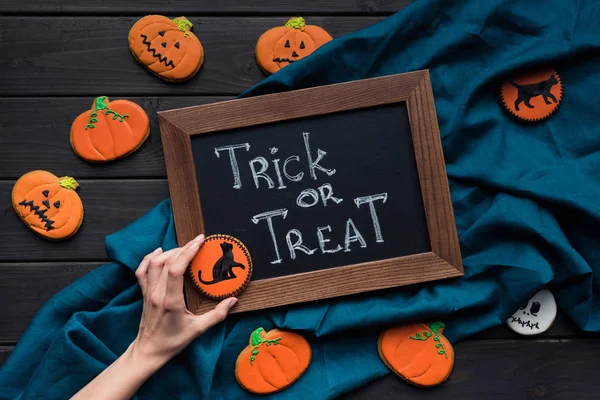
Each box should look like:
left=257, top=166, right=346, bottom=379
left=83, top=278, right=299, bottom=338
left=12, top=171, right=84, bottom=241
left=128, top=15, right=204, bottom=81
left=189, top=234, right=252, bottom=300
left=506, top=289, right=557, bottom=335
left=70, top=96, right=150, bottom=162
left=499, top=68, right=563, bottom=122
left=378, top=321, right=454, bottom=387
left=255, top=17, right=332, bottom=75
left=235, top=327, right=311, bottom=395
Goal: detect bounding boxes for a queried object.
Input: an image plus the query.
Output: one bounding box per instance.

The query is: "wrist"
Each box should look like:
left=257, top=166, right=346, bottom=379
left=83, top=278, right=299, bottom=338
left=126, top=340, right=171, bottom=376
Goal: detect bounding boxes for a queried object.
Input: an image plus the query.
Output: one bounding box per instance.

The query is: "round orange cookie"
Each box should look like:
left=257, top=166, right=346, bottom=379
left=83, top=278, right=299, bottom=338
left=235, top=327, right=311, bottom=395
left=255, top=17, right=332, bottom=75
left=378, top=321, right=454, bottom=387
left=12, top=171, right=84, bottom=241
left=70, top=96, right=150, bottom=162
left=128, top=15, right=204, bottom=81
left=189, top=234, right=252, bottom=300
left=500, top=68, right=563, bottom=122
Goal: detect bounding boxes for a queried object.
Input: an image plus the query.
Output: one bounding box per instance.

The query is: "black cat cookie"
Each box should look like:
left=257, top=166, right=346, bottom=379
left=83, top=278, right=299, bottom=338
left=189, top=234, right=253, bottom=300
left=500, top=68, right=563, bottom=122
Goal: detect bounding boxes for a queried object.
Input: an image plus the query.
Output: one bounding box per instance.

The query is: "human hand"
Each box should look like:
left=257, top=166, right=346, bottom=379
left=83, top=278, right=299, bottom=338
left=131, top=234, right=237, bottom=368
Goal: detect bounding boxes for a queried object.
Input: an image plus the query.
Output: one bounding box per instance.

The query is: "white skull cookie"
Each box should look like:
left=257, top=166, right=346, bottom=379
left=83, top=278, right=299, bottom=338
left=507, top=288, right=556, bottom=335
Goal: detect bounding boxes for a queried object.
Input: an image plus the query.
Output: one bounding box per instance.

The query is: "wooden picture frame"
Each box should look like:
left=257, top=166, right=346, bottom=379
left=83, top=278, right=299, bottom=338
left=158, top=70, right=463, bottom=314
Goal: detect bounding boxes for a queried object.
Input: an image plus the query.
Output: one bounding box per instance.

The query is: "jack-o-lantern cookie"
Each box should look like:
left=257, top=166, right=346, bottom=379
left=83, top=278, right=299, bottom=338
left=500, top=68, right=563, bottom=122
left=189, top=234, right=252, bottom=300
left=128, top=15, right=204, bottom=81
left=378, top=321, right=454, bottom=387
left=70, top=96, right=150, bottom=162
left=12, top=171, right=84, bottom=240
left=235, top=327, right=311, bottom=395
left=255, top=17, right=332, bottom=75
left=507, top=288, right=556, bottom=335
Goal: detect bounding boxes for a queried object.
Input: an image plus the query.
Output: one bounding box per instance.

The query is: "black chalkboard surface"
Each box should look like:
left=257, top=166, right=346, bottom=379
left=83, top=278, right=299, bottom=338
left=159, top=71, right=463, bottom=314
left=191, top=104, right=431, bottom=280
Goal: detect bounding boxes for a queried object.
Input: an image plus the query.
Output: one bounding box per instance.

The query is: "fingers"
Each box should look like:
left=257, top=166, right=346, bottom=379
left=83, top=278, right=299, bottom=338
left=135, top=247, right=162, bottom=293
left=165, top=235, right=205, bottom=306
left=146, top=248, right=179, bottom=293
left=193, top=297, right=238, bottom=334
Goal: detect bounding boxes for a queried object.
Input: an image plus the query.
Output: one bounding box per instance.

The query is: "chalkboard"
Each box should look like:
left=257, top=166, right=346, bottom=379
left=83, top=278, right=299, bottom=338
left=159, top=71, right=463, bottom=314
left=191, top=104, right=431, bottom=280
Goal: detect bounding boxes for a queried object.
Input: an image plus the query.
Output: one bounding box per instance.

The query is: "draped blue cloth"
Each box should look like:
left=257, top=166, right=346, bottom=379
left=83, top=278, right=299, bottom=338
left=2, top=0, right=600, bottom=398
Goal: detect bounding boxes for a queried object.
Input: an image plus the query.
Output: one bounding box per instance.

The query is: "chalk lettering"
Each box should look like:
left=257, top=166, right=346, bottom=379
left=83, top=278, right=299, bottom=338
left=286, top=229, right=317, bottom=259
left=249, top=157, right=275, bottom=189
left=344, top=218, right=367, bottom=251
left=272, top=159, right=287, bottom=189
left=318, top=183, right=343, bottom=207
left=354, top=193, right=388, bottom=242
left=251, top=209, right=288, bottom=264
left=214, top=143, right=250, bottom=189
left=303, top=132, right=336, bottom=180
left=283, top=156, right=304, bottom=182
left=296, top=188, right=320, bottom=208
left=317, top=225, right=342, bottom=254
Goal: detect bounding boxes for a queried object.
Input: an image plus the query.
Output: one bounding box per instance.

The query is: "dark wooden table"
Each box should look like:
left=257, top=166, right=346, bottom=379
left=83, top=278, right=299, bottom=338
left=0, top=1, right=598, bottom=399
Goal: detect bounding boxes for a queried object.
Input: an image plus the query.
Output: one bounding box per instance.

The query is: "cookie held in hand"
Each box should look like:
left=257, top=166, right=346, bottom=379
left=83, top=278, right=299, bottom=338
left=378, top=321, right=454, bottom=387
left=255, top=17, right=332, bottom=75
left=129, top=15, right=204, bottom=81
left=12, top=170, right=84, bottom=240
left=70, top=96, right=150, bottom=162
left=235, top=327, right=311, bottom=394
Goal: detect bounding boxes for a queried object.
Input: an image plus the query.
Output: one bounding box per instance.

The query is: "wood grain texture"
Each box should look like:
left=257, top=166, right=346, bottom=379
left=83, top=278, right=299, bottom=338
left=0, top=262, right=99, bottom=342
left=0, top=17, right=384, bottom=96
left=160, top=72, right=463, bottom=314
left=0, top=180, right=169, bottom=261
left=0, top=97, right=231, bottom=179
left=340, top=339, right=600, bottom=399
left=0, top=0, right=411, bottom=14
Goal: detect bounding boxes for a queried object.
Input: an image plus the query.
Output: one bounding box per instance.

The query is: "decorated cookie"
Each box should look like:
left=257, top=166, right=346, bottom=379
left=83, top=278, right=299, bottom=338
left=128, top=15, right=204, bottom=81
left=70, top=96, right=150, bottom=162
left=500, top=68, right=563, bottom=122
left=235, top=327, right=311, bottom=394
left=12, top=171, right=83, bottom=240
left=255, top=17, right=332, bottom=75
left=507, top=288, right=556, bottom=335
left=189, top=234, right=252, bottom=300
left=378, top=321, right=454, bottom=387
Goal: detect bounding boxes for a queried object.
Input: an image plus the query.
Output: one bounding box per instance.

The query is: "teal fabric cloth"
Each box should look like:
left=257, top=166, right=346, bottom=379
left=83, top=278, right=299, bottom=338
left=2, top=0, right=600, bottom=398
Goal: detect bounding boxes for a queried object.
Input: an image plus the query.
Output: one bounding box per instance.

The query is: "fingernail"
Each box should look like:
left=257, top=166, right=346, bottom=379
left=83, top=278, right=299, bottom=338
left=154, top=247, right=162, bottom=254
left=228, top=297, right=238, bottom=309
left=194, top=234, right=205, bottom=243
left=190, top=240, right=201, bottom=250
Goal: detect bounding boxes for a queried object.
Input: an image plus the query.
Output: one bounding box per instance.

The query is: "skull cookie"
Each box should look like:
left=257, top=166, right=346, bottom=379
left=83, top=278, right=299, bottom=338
left=506, top=288, right=556, bottom=335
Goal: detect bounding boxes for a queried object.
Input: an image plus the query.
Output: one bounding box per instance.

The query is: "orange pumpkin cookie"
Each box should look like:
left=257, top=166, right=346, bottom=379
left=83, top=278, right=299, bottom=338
left=189, top=234, right=252, bottom=300
left=378, top=321, right=454, bottom=387
left=235, top=327, right=311, bottom=395
left=500, top=68, right=563, bottom=122
left=12, top=171, right=84, bottom=241
left=70, top=96, right=150, bottom=162
left=128, top=15, right=204, bottom=81
left=255, top=17, right=332, bottom=75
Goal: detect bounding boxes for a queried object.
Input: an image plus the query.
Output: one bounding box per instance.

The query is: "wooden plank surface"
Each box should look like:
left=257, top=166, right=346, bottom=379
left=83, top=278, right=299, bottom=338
left=0, top=180, right=169, bottom=261
left=0, top=0, right=411, bottom=15
left=0, top=97, right=232, bottom=179
left=0, top=17, right=384, bottom=96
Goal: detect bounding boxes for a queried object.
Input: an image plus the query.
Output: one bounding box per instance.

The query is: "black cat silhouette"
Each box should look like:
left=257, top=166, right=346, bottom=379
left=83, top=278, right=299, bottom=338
left=198, top=242, right=246, bottom=285
left=509, top=75, right=559, bottom=111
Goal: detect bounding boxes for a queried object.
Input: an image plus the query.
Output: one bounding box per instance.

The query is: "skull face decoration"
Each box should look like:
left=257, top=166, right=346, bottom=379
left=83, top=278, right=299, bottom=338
left=506, top=289, right=556, bottom=335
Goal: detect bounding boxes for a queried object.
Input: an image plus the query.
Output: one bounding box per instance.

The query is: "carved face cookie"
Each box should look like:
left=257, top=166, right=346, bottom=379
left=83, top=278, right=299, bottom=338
left=507, top=288, right=556, bottom=335
left=128, top=15, right=204, bottom=81
left=189, top=234, right=252, bottom=300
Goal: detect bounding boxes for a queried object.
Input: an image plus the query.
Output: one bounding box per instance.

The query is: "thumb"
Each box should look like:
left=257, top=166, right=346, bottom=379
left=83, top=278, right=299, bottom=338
left=194, top=297, right=238, bottom=334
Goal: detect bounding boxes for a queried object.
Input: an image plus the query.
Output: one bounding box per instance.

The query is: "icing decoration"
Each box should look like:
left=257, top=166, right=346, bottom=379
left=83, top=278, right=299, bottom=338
left=506, top=288, right=556, bottom=336
left=189, top=234, right=253, bottom=300
left=378, top=321, right=454, bottom=387
left=255, top=16, right=333, bottom=75
left=235, top=327, right=311, bottom=394
left=128, top=15, right=204, bottom=81
left=70, top=96, right=150, bottom=163
left=499, top=68, right=563, bottom=122
left=12, top=170, right=84, bottom=240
